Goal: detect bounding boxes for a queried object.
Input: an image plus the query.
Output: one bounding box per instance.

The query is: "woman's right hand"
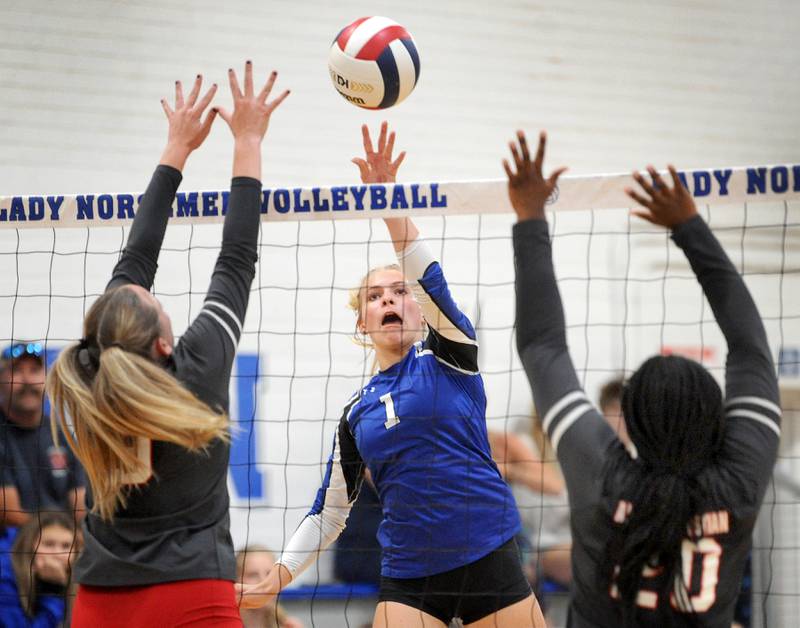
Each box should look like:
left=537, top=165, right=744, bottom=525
left=352, top=121, right=406, bottom=184
left=625, top=165, right=698, bottom=229
left=159, top=74, right=218, bottom=171
left=217, top=61, right=289, bottom=179
left=217, top=61, right=289, bottom=145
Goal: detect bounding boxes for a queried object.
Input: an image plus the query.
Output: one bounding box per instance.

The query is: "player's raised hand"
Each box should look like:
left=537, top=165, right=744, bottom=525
left=217, top=60, right=290, bottom=144
left=159, top=74, right=218, bottom=170
left=504, top=130, right=567, bottom=222
left=626, top=165, right=698, bottom=229
left=352, top=121, right=406, bottom=184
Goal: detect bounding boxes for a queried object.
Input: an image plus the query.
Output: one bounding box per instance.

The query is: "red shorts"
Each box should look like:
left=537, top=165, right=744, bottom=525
left=71, top=579, right=241, bottom=627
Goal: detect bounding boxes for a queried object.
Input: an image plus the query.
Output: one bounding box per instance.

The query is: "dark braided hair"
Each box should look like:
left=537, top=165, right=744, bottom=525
left=600, top=355, right=726, bottom=626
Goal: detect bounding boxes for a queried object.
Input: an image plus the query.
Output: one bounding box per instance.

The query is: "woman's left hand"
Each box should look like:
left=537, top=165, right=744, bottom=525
left=159, top=74, right=218, bottom=170
left=352, top=121, right=406, bottom=184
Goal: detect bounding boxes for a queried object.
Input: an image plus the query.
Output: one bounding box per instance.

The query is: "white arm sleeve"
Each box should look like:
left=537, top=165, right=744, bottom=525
left=275, top=425, right=355, bottom=579
left=397, top=238, right=476, bottom=345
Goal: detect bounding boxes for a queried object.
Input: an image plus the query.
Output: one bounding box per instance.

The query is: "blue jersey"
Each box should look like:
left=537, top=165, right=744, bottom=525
left=278, top=241, right=521, bottom=579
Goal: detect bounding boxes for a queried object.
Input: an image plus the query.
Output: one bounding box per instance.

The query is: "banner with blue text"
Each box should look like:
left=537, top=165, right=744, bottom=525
left=1, top=164, right=799, bottom=228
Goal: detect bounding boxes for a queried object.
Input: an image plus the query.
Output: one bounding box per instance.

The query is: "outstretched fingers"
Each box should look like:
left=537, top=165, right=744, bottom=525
left=631, top=170, right=657, bottom=199
left=194, top=82, right=218, bottom=114
left=161, top=97, right=174, bottom=119
left=668, top=164, right=686, bottom=195
left=625, top=185, right=654, bottom=210
left=361, top=124, right=374, bottom=156
left=352, top=157, right=370, bottom=181
left=243, top=60, right=254, bottom=98
left=377, top=121, right=388, bottom=154
left=174, top=80, right=185, bottom=109
left=646, top=165, right=670, bottom=199
left=547, top=166, right=568, bottom=188
left=266, top=88, right=290, bottom=113
left=385, top=131, right=396, bottom=162
left=186, top=74, right=203, bottom=107
left=200, top=107, right=218, bottom=135
left=532, top=130, right=546, bottom=173
left=502, top=159, right=515, bottom=181
left=257, top=71, right=278, bottom=104
left=517, top=130, right=531, bottom=165
left=509, top=141, right=523, bottom=172
left=228, top=67, right=243, bottom=100
left=390, top=150, right=406, bottom=172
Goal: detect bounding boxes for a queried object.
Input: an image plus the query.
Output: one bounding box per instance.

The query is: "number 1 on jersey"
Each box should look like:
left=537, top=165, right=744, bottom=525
left=380, top=392, right=400, bottom=429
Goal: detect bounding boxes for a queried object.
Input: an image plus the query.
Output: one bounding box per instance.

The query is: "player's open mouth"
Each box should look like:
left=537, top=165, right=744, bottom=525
left=382, top=312, right=403, bottom=326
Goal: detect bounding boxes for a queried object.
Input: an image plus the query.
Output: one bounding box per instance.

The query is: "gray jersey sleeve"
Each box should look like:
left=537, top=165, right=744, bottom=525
left=107, top=165, right=182, bottom=291
left=176, top=176, right=262, bottom=409
left=671, top=215, right=780, bottom=505
left=513, top=218, right=615, bottom=510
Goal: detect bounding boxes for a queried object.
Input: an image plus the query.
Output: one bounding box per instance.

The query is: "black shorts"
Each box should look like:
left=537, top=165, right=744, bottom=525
left=378, top=538, right=532, bottom=625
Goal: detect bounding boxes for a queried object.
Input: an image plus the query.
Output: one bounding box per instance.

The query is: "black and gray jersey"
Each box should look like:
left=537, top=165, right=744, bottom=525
left=75, top=165, right=261, bottom=587
left=513, top=216, right=780, bottom=627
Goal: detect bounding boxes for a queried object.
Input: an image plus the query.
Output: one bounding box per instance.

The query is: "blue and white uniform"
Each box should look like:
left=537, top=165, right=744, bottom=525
left=278, top=240, right=521, bottom=580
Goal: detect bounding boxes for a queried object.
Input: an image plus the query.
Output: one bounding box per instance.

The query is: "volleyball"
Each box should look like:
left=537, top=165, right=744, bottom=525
left=328, top=16, right=421, bottom=109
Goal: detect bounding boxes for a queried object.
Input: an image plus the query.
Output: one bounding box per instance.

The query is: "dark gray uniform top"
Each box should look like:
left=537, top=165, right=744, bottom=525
left=74, top=165, right=261, bottom=586
left=513, top=216, right=780, bottom=628
left=0, top=412, right=85, bottom=513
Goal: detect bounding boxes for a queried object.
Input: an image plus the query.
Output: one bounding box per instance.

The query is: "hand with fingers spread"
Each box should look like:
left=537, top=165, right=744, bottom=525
left=626, top=165, right=698, bottom=229
left=352, top=121, right=406, bottom=184
left=159, top=74, right=218, bottom=170
left=352, top=121, right=417, bottom=248
left=503, top=130, right=567, bottom=222
left=217, top=60, right=290, bottom=144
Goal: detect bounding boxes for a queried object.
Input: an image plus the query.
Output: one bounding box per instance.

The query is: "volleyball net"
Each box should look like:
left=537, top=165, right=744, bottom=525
left=1, top=165, right=798, bottom=627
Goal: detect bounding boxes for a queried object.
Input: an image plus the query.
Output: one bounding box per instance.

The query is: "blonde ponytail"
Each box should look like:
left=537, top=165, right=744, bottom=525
left=47, top=286, right=229, bottom=521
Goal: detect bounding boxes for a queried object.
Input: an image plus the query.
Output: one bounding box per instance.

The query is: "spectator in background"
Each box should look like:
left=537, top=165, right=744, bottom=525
left=0, top=343, right=86, bottom=528
left=236, top=546, right=303, bottom=628
left=488, top=428, right=565, bottom=496
left=0, top=511, right=80, bottom=627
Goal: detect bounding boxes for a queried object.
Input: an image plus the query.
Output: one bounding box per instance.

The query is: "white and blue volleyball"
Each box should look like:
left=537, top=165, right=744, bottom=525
left=328, top=16, right=421, bottom=109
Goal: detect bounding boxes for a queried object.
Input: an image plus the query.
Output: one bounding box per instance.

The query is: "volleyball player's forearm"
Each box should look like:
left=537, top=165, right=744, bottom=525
left=384, top=217, right=419, bottom=253
left=276, top=509, right=350, bottom=579
left=672, top=216, right=777, bottom=396
left=203, top=176, right=261, bottom=321
left=108, top=165, right=182, bottom=289
left=400, top=239, right=477, bottom=348
left=513, top=219, right=582, bottom=409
